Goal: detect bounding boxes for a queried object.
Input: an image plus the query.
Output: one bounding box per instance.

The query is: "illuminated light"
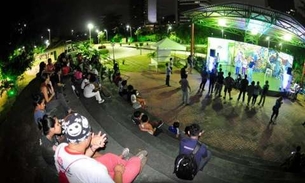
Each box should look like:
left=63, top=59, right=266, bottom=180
left=266, top=36, right=270, bottom=41
left=218, top=19, right=227, bottom=27
left=8, top=89, right=16, bottom=97
left=250, top=29, right=258, bottom=35
left=283, top=34, right=292, bottom=41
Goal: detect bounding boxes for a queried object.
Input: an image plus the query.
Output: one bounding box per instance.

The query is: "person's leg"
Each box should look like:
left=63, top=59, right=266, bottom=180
left=182, top=90, right=185, bottom=103
left=186, top=90, right=189, bottom=104
left=262, top=95, right=266, bottom=106
left=94, top=91, right=103, bottom=102
left=95, top=153, right=127, bottom=179
left=242, top=91, right=246, bottom=102
left=198, top=150, right=212, bottom=171
left=122, top=157, right=141, bottom=183
left=237, top=90, right=242, bottom=101
left=56, top=93, right=71, bottom=112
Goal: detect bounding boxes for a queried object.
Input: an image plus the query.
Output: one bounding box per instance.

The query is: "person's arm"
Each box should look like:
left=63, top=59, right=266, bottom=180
left=85, top=132, right=107, bottom=157
left=113, top=164, right=125, bottom=183
left=41, top=86, right=54, bottom=103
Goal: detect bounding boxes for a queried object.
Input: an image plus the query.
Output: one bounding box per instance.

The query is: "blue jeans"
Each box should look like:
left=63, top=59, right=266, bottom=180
left=198, top=150, right=212, bottom=171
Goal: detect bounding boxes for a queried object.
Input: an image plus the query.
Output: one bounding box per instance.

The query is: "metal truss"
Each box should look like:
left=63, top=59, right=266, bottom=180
left=183, top=2, right=305, bottom=48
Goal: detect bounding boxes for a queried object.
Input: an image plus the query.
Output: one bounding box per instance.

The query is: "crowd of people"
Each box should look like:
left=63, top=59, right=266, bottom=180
left=33, top=51, right=150, bottom=183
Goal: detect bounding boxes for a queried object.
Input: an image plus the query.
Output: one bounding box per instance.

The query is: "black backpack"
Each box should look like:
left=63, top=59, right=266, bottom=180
left=173, top=143, right=201, bottom=180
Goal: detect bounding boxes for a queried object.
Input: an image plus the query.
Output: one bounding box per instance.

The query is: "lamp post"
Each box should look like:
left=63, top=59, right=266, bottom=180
left=111, top=42, right=115, bottom=60
left=126, top=25, right=132, bottom=42
left=104, top=29, right=108, bottom=41
left=47, top=29, right=51, bottom=44
left=96, top=29, right=99, bottom=44
left=71, top=29, right=74, bottom=36
left=221, top=29, right=224, bottom=38
left=87, top=23, right=94, bottom=43
left=266, top=36, right=270, bottom=50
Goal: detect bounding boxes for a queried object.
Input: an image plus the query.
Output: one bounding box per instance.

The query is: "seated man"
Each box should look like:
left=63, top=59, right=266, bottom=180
left=139, top=114, right=163, bottom=136
left=131, top=111, right=144, bottom=125
left=179, top=123, right=211, bottom=172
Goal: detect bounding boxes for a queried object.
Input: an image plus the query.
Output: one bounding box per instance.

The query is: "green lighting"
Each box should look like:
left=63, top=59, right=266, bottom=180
left=7, top=89, right=16, bottom=97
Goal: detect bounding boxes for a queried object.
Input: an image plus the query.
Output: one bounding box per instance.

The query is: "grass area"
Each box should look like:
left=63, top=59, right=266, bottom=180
left=104, top=54, right=169, bottom=73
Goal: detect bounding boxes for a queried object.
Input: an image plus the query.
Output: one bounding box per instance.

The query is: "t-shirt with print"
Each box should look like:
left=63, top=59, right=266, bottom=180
left=55, top=143, right=114, bottom=183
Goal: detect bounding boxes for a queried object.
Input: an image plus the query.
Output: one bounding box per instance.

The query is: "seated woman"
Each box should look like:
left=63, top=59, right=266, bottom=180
left=40, top=73, right=73, bottom=115
left=38, top=114, right=65, bottom=167
left=72, top=66, right=83, bottom=84
left=83, top=74, right=105, bottom=104
left=33, top=92, right=46, bottom=128
left=46, top=58, right=55, bottom=73
left=130, top=90, right=146, bottom=109
left=118, top=80, right=128, bottom=97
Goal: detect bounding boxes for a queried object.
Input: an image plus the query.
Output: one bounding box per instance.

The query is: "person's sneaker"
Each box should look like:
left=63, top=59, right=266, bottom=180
left=136, top=150, right=148, bottom=159
left=121, top=148, right=130, bottom=159
left=157, top=120, right=164, bottom=128
left=98, top=99, right=105, bottom=104
left=136, top=150, right=148, bottom=171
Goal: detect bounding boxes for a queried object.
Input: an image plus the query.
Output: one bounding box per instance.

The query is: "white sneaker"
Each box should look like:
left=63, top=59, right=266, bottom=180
left=121, top=148, right=130, bottom=159
left=98, top=99, right=105, bottom=104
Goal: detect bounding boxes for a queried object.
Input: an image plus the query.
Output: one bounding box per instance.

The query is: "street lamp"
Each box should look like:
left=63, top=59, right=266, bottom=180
left=126, top=25, right=132, bottom=40
left=71, top=29, right=74, bottom=36
left=104, top=29, right=108, bottom=41
left=111, top=42, right=115, bottom=60
left=87, top=23, right=94, bottom=43
left=47, top=29, right=51, bottom=44
left=221, top=29, right=224, bottom=38
left=266, top=36, right=270, bottom=49
left=96, top=29, right=99, bottom=44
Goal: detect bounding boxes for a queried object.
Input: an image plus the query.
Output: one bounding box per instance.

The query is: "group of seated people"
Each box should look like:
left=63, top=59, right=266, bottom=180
left=131, top=110, right=164, bottom=136
left=115, top=73, right=147, bottom=109
left=32, top=52, right=148, bottom=182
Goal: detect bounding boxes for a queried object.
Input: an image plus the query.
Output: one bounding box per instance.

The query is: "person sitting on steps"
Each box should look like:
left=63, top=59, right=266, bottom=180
left=139, top=114, right=164, bottom=136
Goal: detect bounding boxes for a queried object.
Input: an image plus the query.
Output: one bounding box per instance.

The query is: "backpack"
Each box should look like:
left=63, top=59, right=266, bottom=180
left=173, top=143, right=201, bottom=180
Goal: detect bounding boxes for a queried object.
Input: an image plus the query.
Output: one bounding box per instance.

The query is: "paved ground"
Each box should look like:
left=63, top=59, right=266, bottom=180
left=1, top=46, right=305, bottom=183
left=120, top=68, right=305, bottom=163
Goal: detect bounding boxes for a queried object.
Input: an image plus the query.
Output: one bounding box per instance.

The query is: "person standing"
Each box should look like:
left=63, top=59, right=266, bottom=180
left=187, top=55, right=194, bottom=74
left=237, top=74, right=249, bottom=102
left=223, top=72, right=234, bottom=100
left=258, top=80, right=269, bottom=106
left=246, top=81, right=255, bottom=106
left=165, top=63, right=172, bottom=87
left=208, top=69, right=217, bottom=95
left=180, top=65, right=188, bottom=79
left=179, top=75, right=191, bottom=105
left=269, top=96, right=283, bottom=124
left=179, top=123, right=211, bottom=173
left=252, top=81, right=261, bottom=105
left=198, top=66, right=208, bottom=94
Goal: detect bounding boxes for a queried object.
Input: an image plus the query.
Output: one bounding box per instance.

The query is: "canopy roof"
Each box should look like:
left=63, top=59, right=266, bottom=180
left=154, top=37, right=186, bottom=51
left=183, top=2, right=305, bottom=48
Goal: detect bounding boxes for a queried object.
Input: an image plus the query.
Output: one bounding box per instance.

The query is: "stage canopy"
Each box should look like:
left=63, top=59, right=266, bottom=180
left=183, top=2, right=305, bottom=48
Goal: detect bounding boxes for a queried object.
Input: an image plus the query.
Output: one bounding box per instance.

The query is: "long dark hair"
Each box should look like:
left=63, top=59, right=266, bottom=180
left=38, top=115, right=56, bottom=135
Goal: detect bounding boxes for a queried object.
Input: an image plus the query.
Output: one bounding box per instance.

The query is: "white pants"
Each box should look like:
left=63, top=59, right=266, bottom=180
left=84, top=91, right=102, bottom=101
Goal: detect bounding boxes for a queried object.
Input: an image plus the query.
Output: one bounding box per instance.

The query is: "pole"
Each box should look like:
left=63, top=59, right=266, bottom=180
left=191, top=23, right=194, bottom=56
left=111, top=43, right=115, bottom=60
